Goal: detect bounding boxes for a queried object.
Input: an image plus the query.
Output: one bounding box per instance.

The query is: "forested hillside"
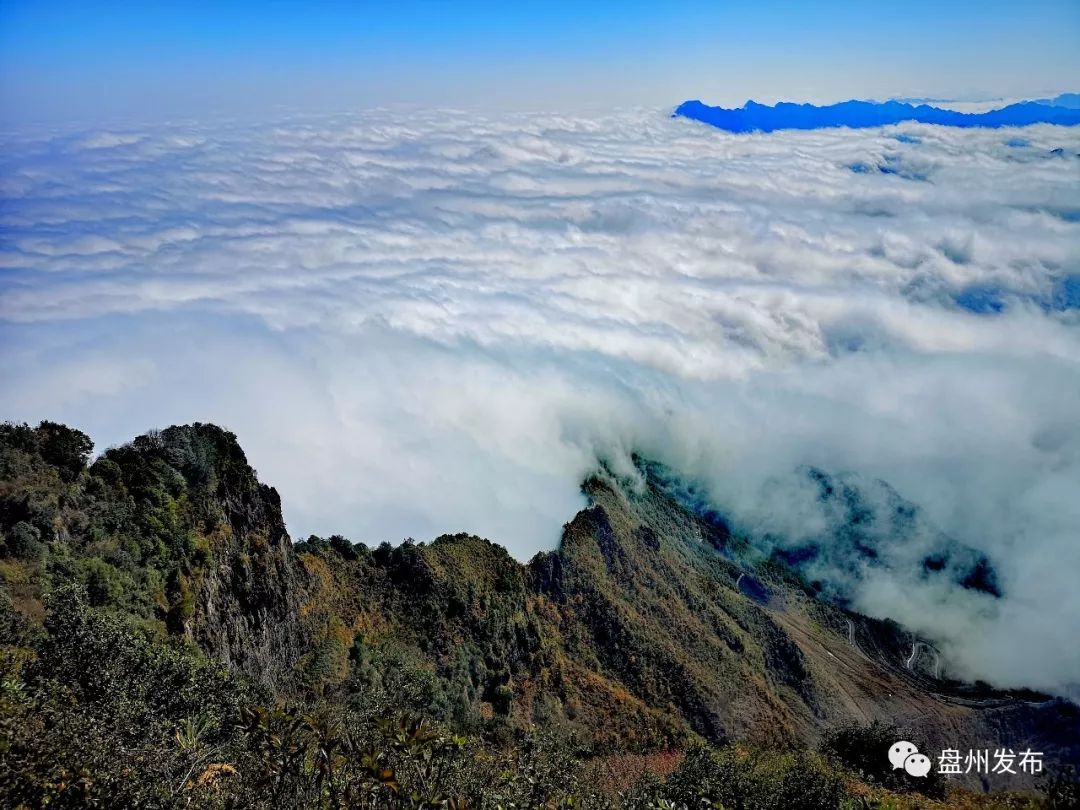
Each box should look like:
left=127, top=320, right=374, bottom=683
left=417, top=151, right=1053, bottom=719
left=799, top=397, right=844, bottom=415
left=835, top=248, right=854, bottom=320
left=1, top=421, right=1076, bottom=808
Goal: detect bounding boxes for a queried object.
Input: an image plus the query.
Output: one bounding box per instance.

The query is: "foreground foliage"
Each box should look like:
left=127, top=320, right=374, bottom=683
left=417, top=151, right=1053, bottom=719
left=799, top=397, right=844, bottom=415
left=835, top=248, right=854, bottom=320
left=4, top=583, right=1066, bottom=808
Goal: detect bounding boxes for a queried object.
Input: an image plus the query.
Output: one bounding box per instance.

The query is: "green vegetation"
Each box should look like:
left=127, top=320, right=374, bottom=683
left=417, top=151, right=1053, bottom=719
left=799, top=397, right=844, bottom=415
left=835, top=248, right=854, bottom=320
left=1, top=421, right=1074, bottom=808
left=0, top=583, right=862, bottom=809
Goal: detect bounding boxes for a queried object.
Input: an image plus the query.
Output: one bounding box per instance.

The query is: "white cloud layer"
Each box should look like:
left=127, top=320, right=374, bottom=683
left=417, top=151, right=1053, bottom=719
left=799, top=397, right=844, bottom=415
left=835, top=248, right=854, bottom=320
left=2, top=109, right=1079, bottom=697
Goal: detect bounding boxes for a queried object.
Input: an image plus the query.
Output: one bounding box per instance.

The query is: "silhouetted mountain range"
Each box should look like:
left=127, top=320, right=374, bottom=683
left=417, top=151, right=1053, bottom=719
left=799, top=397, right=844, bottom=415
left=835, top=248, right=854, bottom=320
left=674, top=95, right=1080, bottom=132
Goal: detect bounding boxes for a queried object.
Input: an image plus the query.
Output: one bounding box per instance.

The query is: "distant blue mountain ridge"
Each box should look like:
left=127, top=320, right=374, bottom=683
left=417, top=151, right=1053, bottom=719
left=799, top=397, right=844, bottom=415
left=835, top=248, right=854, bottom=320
left=674, top=93, right=1080, bottom=133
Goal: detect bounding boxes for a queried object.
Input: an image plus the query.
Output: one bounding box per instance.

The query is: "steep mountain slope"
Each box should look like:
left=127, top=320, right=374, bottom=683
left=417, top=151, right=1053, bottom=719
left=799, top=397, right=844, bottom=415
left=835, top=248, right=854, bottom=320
left=2, top=420, right=1077, bottom=800
left=297, top=465, right=1080, bottom=780
left=532, top=473, right=1079, bottom=783
left=0, top=421, right=305, bottom=688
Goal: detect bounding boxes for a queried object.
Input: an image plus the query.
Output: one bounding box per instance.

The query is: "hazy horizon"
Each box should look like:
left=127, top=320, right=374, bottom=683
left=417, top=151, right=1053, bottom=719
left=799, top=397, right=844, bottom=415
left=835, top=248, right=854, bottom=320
left=3, top=0, right=1079, bottom=125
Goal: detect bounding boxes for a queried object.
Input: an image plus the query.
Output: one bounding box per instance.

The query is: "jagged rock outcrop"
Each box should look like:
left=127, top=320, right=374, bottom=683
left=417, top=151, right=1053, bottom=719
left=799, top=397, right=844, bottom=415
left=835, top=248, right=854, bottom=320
left=0, top=421, right=306, bottom=689
left=156, top=425, right=307, bottom=687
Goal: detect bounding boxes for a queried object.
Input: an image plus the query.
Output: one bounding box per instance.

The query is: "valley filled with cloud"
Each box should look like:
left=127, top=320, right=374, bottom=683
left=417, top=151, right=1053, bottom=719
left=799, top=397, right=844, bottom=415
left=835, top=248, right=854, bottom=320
left=2, top=108, right=1079, bottom=697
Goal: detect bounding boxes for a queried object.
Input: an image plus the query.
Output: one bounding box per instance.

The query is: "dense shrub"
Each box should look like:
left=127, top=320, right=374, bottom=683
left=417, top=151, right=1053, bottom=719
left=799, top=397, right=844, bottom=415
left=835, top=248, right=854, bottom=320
left=661, top=744, right=850, bottom=810
left=821, top=720, right=946, bottom=799
left=1041, top=765, right=1080, bottom=810
left=1, top=586, right=249, bottom=808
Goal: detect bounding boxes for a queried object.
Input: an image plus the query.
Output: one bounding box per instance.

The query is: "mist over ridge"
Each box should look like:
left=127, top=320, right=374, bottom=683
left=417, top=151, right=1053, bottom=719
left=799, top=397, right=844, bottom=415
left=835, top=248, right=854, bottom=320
left=2, top=105, right=1079, bottom=699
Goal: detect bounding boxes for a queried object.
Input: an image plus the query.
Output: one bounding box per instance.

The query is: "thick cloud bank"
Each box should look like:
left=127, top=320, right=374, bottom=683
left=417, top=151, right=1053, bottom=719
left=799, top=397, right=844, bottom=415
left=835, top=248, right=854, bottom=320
left=1, top=109, right=1079, bottom=697
left=675, top=96, right=1080, bottom=133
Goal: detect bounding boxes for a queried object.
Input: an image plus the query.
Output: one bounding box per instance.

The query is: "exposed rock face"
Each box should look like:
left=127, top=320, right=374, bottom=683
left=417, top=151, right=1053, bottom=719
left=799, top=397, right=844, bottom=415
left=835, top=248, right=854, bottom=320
left=164, top=427, right=306, bottom=688
left=0, top=421, right=306, bottom=690
left=139, top=425, right=308, bottom=688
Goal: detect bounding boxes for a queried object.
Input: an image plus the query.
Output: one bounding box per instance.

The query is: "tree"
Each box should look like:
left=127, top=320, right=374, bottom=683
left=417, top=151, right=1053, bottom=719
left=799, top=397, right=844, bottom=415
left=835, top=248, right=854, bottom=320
left=36, top=421, right=93, bottom=482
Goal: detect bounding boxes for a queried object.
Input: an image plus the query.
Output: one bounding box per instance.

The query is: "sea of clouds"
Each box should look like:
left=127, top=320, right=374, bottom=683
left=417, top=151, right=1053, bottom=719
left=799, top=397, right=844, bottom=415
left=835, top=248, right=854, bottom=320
left=1, top=108, right=1078, bottom=697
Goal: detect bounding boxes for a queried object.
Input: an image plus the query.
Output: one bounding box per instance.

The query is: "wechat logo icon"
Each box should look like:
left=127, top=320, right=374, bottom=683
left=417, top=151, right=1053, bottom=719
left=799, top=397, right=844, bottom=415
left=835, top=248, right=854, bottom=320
left=889, top=741, right=931, bottom=777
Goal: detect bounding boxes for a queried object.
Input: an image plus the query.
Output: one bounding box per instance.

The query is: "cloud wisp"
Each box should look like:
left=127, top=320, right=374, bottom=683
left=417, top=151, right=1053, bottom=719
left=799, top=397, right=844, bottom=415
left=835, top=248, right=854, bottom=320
left=1, top=108, right=1079, bottom=697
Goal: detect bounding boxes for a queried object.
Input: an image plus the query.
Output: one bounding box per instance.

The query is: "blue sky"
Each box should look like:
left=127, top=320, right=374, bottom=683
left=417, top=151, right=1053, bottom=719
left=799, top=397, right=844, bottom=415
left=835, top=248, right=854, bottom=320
left=2, top=0, right=1079, bottom=124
